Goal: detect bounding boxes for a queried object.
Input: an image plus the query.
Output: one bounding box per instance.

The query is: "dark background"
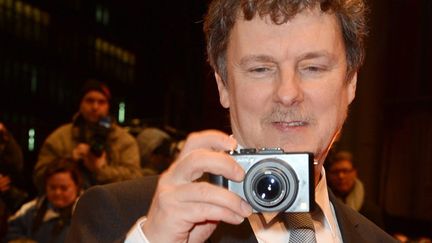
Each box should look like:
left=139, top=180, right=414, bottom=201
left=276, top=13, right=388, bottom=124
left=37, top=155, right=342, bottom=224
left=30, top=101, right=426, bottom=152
left=0, top=0, right=431, bottom=238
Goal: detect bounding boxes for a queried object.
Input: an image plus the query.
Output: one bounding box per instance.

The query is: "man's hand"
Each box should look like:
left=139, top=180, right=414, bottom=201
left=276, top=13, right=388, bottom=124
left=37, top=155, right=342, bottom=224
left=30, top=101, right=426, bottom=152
left=83, top=152, right=107, bottom=172
left=142, top=130, right=253, bottom=243
left=72, top=143, right=91, bottom=161
left=72, top=143, right=107, bottom=172
left=0, top=174, right=11, bottom=192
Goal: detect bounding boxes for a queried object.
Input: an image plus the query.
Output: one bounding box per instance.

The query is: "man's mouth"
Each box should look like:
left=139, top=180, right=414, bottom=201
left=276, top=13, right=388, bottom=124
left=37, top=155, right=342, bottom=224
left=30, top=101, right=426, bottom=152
left=273, top=121, right=308, bottom=127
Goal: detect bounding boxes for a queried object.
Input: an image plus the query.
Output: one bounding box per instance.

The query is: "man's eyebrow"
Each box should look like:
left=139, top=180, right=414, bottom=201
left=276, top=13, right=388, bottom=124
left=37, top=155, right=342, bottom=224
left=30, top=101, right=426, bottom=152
left=239, top=55, right=276, bottom=66
left=296, top=51, right=337, bottom=62
left=239, top=51, right=338, bottom=66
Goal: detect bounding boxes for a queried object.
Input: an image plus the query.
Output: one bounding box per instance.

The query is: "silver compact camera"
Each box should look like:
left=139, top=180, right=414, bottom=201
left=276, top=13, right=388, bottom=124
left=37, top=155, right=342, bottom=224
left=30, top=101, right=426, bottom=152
left=210, top=148, right=314, bottom=213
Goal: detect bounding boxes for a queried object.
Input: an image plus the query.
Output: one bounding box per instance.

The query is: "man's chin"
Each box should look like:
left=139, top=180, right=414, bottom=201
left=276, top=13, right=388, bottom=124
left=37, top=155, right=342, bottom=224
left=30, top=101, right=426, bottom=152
left=275, top=143, right=315, bottom=154
left=85, top=116, right=101, bottom=123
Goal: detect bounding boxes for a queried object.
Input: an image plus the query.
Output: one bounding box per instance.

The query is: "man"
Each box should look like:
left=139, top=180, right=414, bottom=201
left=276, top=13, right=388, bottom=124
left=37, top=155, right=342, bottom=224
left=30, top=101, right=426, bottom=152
left=326, top=150, right=385, bottom=228
left=34, top=80, right=142, bottom=191
left=66, top=1, right=397, bottom=242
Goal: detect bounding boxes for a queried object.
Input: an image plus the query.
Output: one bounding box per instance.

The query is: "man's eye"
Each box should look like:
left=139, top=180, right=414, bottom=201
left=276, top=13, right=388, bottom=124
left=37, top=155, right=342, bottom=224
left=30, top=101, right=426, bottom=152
left=250, top=67, right=270, bottom=73
left=97, top=100, right=107, bottom=105
left=304, top=66, right=325, bottom=72
left=299, top=65, right=329, bottom=77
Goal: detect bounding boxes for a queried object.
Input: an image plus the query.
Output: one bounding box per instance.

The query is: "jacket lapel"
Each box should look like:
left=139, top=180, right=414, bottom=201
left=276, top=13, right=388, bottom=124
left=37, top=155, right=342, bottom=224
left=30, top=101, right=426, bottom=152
left=329, top=190, right=369, bottom=243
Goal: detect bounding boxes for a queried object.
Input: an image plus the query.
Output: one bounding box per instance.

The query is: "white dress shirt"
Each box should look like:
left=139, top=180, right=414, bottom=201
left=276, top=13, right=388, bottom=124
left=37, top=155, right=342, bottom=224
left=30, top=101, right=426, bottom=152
left=125, top=168, right=343, bottom=243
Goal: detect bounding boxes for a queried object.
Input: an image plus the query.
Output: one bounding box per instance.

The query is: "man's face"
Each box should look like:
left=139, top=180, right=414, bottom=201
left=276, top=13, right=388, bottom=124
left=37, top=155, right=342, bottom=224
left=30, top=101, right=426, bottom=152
left=80, top=91, right=109, bottom=123
left=46, top=172, right=79, bottom=208
left=327, top=160, right=357, bottom=195
left=216, top=8, right=357, bottom=176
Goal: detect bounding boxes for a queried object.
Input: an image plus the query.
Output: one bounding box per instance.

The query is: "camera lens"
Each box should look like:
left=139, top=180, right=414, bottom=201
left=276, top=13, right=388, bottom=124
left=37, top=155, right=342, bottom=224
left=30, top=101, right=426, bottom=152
left=251, top=168, right=287, bottom=208
left=243, top=158, right=299, bottom=212
left=254, top=173, right=283, bottom=203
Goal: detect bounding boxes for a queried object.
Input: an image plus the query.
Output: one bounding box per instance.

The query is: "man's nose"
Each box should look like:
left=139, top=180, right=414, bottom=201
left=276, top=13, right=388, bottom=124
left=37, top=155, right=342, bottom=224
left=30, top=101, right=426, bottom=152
left=91, top=101, right=100, bottom=110
left=53, top=188, right=62, bottom=195
left=273, top=69, right=304, bottom=106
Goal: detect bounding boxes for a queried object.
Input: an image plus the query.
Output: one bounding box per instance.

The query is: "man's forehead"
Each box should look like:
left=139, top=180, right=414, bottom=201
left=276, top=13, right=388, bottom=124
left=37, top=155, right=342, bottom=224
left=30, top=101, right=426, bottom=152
left=229, top=9, right=344, bottom=60
left=82, top=91, right=108, bottom=101
left=331, top=160, right=354, bottom=169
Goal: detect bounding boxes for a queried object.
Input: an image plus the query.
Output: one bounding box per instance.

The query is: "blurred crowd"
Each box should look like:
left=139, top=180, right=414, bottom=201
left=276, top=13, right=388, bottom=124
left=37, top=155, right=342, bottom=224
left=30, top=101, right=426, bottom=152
left=0, top=80, right=185, bottom=243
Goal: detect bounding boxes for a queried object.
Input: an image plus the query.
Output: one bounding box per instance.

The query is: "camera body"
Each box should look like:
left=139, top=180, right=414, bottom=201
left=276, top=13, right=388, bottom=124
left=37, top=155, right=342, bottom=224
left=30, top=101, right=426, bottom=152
left=210, top=148, right=314, bottom=213
left=88, top=116, right=111, bottom=157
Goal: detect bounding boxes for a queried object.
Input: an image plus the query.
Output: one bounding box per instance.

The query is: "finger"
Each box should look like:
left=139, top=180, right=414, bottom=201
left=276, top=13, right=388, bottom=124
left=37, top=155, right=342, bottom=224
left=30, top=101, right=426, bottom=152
left=172, top=182, right=252, bottom=218
left=0, top=177, right=11, bottom=184
left=164, top=149, right=244, bottom=183
left=188, top=222, right=218, bottom=243
left=178, top=202, right=247, bottom=227
left=76, top=143, right=90, bottom=152
left=178, top=130, right=237, bottom=159
left=149, top=182, right=252, bottom=231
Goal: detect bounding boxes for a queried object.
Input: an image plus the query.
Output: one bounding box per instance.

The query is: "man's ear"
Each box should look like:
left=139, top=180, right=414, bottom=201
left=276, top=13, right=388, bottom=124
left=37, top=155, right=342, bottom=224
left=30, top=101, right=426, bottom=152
left=347, top=72, right=357, bottom=104
left=215, top=72, right=230, bottom=108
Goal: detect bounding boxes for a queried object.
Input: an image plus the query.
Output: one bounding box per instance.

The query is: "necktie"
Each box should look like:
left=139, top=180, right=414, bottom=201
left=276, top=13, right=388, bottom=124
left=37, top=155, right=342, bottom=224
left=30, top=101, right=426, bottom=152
left=285, top=212, right=317, bottom=243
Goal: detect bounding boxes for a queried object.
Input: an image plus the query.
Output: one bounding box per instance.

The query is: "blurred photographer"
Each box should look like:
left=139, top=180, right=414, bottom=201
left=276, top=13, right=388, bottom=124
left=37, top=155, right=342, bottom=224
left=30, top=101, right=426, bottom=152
left=33, top=80, right=142, bottom=191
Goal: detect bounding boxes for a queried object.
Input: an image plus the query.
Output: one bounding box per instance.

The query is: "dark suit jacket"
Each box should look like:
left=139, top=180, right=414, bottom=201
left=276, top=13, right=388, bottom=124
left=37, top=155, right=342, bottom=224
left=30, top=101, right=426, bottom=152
left=65, top=176, right=397, bottom=243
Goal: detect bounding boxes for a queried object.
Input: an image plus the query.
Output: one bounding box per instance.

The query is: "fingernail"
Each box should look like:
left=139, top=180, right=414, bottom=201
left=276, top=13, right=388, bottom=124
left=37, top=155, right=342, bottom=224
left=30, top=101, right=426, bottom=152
left=234, top=165, right=245, bottom=181
left=227, top=135, right=237, bottom=149
left=241, top=200, right=253, bottom=216
left=235, top=215, right=245, bottom=223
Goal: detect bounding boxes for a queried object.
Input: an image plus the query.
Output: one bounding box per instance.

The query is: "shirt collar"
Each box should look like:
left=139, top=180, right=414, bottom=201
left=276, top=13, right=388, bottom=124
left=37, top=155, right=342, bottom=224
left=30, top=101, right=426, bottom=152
left=315, top=167, right=339, bottom=235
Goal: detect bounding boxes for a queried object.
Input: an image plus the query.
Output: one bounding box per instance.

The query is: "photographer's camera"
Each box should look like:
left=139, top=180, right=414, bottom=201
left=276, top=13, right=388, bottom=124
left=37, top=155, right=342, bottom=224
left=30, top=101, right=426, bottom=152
left=87, top=117, right=111, bottom=157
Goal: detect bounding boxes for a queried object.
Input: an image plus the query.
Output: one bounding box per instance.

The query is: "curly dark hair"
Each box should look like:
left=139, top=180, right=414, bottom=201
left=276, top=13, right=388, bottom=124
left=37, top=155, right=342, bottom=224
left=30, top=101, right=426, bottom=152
left=43, top=158, right=82, bottom=191
left=204, top=0, right=368, bottom=82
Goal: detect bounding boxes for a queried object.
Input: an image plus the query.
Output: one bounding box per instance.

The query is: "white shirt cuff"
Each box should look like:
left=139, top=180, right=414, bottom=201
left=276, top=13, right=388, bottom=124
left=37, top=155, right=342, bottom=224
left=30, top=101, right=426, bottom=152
left=125, top=216, right=150, bottom=243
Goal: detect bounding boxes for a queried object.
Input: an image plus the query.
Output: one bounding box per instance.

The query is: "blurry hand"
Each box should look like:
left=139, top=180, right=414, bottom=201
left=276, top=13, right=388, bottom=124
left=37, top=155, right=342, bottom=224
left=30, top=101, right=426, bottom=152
left=72, top=143, right=107, bottom=172
left=0, top=174, right=11, bottom=192
left=72, top=143, right=90, bottom=161
left=82, top=151, right=107, bottom=172
left=142, top=130, right=253, bottom=243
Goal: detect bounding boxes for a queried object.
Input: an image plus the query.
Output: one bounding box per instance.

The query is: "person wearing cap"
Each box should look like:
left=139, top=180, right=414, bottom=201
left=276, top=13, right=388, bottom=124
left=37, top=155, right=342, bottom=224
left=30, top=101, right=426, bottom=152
left=33, top=79, right=142, bottom=192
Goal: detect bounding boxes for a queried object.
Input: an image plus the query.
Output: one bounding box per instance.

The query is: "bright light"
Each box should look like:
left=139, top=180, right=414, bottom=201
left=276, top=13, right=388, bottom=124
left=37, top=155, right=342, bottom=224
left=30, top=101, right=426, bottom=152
left=28, top=128, right=35, bottom=151
left=118, top=102, right=126, bottom=123
left=300, top=202, right=308, bottom=210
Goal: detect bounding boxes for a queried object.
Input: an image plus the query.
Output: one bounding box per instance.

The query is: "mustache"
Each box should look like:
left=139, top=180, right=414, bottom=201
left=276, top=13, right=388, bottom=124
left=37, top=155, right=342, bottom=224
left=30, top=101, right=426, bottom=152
left=262, top=105, right=316, bottom=125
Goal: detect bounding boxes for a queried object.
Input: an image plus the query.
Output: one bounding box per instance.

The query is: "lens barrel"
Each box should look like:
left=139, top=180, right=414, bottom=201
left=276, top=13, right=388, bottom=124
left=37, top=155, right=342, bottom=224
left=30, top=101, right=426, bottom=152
left=243, top=158, right=298, bottom=212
